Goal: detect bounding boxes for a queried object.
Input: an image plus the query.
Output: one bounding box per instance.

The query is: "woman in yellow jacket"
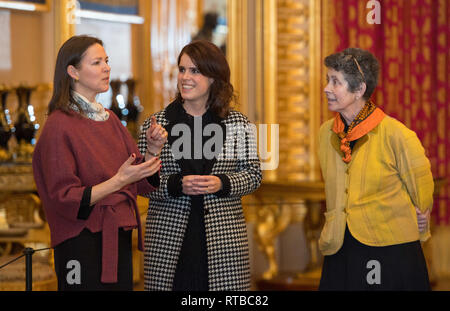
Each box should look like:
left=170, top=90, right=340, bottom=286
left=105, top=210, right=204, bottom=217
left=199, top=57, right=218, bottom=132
left=318, top=48, right=433, bottom=290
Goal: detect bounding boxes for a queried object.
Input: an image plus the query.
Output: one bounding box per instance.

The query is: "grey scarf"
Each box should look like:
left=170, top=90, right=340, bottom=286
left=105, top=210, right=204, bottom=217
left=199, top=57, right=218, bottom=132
left=71, top=91, right=110, bottom=121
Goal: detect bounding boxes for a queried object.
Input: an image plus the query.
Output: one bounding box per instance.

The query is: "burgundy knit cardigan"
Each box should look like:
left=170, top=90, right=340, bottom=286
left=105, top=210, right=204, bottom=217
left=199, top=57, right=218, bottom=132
left=32, top=109, right=156, bottom=283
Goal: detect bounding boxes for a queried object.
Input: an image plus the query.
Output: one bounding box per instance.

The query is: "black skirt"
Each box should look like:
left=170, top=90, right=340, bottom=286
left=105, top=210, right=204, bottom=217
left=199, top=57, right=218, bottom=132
left=172, top=196, right=209, bottom=291
left=53, top=228, right=133, bottom=291
left=319, top=226, right=430, bottom=291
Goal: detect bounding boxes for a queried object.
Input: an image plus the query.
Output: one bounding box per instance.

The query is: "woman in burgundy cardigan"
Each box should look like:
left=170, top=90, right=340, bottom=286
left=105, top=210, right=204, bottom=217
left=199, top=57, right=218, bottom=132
left=32, top=35, right=167, bottom=290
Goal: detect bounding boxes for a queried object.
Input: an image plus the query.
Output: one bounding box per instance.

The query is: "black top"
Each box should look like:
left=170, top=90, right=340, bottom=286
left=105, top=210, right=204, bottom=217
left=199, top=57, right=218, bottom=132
left=164, top=100, right=229, bottom=291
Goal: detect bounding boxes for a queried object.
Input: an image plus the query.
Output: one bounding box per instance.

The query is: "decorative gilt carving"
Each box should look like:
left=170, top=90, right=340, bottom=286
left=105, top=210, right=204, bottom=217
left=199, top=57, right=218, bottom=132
left=0, top=164, right=36, bottom=192
left=276, top=0, right=311, bottom=181
left=0, top=164, right=46, bottom=245
left=255, top=203, right=291, bottom=279
left=248, top=181, right=325, bottom=279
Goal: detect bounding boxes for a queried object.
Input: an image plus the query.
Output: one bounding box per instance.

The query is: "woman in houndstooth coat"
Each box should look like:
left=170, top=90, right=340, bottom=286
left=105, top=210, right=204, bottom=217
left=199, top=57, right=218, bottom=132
left=138, top=40, right=262, bottom=291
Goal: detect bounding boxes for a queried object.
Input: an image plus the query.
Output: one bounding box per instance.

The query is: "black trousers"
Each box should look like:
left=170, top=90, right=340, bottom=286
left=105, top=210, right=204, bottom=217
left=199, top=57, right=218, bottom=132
left=53, top=228, right=133, bottom=291
left=319, top=226, right=430, bottom=291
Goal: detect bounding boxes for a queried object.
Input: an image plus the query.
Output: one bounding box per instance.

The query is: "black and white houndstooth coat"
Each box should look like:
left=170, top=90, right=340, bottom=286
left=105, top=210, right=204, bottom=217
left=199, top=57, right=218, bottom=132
left=138, top=102, right=262, bottom=291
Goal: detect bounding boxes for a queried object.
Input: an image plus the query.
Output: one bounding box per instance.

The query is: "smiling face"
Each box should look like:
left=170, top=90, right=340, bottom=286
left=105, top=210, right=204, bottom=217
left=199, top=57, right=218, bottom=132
left=67, top=43, right=110, bottom=102
left=177, top=53, right=214, bottom=108
left=324, top=68, right=360, bottom=115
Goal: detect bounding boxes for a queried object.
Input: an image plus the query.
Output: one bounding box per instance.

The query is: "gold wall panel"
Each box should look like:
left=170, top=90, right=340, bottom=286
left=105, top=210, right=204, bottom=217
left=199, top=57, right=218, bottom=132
left=146, top=0, right=198, bottom=113
left=276, top=0, right=310, bottom=181
left=228, top=0, right=323, bottom=181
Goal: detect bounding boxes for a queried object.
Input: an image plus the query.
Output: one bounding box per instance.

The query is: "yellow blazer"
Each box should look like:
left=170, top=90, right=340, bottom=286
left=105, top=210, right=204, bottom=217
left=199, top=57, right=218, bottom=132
left=318, top=116, right=434, bottom=256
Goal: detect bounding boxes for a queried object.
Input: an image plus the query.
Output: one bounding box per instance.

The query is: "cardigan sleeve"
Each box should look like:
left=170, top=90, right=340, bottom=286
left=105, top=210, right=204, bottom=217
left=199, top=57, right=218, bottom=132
left=32, top=121, right=88, bottom=222
left=393, top=130, right=434, bottom=213
left=391, top=126, right=434, bottom=241
left=77, top=186, right=94, bottom=220
left=317, top=120, right=333, bottom=181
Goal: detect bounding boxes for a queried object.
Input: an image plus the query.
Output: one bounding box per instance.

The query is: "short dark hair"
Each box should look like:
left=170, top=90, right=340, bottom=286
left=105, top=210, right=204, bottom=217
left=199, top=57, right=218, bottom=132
left=176, top=40, right=235, bottom=118
left=324, top=48, right=380, bottom=100
left=48, top=35, right=103, bottom=115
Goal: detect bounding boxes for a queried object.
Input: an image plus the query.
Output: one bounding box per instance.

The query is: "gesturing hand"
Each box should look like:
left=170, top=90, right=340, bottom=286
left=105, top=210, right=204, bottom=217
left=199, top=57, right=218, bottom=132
left=182, top=175, right=223, bottom=196
left=115, top=153, right=161, bottom=187
left=146, top=116, right=168, bottom=156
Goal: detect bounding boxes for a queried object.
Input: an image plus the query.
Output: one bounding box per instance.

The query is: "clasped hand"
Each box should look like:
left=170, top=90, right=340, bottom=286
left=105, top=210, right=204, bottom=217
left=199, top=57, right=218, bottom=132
left=182, top=175, right=222, bottom=196
left=415, top=206, right=430, bottom=233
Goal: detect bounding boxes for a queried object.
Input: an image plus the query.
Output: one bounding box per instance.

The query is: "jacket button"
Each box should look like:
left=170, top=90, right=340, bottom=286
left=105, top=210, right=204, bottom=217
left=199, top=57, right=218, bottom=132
left=346, top=169, right=349, bottom=174
left=345, top=188, right=349, bottom=194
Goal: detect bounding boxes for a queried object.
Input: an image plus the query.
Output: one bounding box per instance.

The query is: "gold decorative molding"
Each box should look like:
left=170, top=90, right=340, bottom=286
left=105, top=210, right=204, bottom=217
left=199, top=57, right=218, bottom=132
left=228, top=0, right=278, bottom=180
left=261, top=0, right=278, bottom=182
left=146, top=0, right=196, bottom=113
left=228, top=0, right=324, bottom=181
left=53, top=0, right=75, bottom=53
left=308, top=0, right=322, bottom=180
left=255, top=180, right=325, bottom=201
left=0, top=164, right=36, bottom=193
left=320, top=0, right=337, bottom=123
left=276, top=0, right=310, bottom=181
left=227, top=0, right=249, bottom=117
left=196, top=0, right=204, bottom=30
left=133, top=0, right=154, bottom=120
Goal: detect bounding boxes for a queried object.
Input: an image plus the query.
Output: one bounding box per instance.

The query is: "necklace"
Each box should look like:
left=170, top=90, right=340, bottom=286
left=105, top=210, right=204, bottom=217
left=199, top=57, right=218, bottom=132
left=338, top=100, right=376, bottom=139
left=335, top=100, right=378, bottom=163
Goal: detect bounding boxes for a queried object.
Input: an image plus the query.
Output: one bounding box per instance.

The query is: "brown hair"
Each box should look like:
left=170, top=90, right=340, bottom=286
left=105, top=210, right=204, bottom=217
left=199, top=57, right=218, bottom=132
left=176, top=40, right=235, bottom=118
left=324, top=48, right=380, bottom=101
left=48, top=35, right=103, bottom=115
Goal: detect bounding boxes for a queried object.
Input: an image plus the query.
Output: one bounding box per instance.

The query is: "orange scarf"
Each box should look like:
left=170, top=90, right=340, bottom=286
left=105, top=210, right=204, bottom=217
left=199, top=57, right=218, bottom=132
left=332, top=101, right=386, bottom=163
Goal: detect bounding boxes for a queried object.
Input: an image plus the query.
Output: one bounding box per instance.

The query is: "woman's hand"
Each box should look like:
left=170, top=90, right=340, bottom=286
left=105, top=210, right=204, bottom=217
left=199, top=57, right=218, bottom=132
left=146, top=116, right=168, bottom=157
left=90, top=154, right=161, bottom=206
left=415, top=206, right=430, bottom=233
left=115, top=153, right=161, bottom=188
left=182, top=175, right=222, bottom=195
